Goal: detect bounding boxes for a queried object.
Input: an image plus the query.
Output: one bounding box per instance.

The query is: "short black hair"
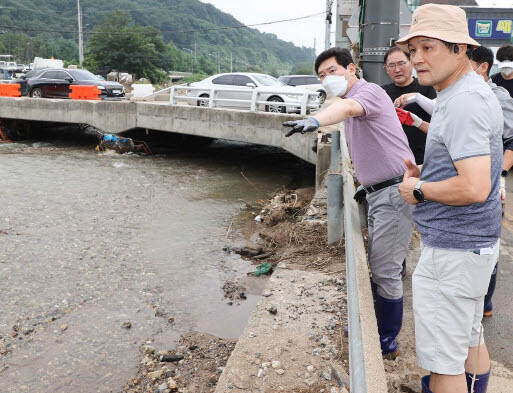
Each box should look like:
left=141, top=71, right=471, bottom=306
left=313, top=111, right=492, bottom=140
left=384, top=46, right=410, bottom=65
left=315, top=47, right=354, bottom=75
left=497, top=44, right=513, bottom=62
left=471, top=46, right=495, bottom=76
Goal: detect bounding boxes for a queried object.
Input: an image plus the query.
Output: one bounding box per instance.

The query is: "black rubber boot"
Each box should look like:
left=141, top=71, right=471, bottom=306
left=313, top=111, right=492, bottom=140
left=375, top=294, right=402, bottom=359
left=466, top=367, right=491, bottom=393
left=421, top=376, right=434, bottom=393
left=483, top=263, right=498, bottom=317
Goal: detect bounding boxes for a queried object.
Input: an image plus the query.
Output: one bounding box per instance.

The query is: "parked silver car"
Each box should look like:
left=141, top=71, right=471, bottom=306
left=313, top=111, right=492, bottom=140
left=278, top=75, right=327, bottom=104
left=188, top=72, right=319, bottom=113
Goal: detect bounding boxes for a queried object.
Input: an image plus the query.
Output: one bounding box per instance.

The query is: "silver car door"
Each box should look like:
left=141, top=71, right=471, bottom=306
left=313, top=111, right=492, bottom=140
left=211, top=75, right=234, bottom=108
left=231, top=75, right=254, bottom=109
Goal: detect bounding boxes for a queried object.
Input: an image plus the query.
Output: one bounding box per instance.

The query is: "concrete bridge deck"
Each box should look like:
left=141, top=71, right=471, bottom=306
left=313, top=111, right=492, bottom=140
left=0, top=97, right=316, bottom=165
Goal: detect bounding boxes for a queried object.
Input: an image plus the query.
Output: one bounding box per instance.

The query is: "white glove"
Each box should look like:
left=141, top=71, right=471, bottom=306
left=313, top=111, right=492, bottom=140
left=405, top=93, right=436, bottom=116
left=500, top=176, right=506, bottom=202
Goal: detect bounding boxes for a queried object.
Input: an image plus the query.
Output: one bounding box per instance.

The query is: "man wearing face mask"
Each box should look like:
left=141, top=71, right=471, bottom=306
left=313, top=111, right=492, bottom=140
left=283, top=47, right=415, bottom=360
left=491, top=44, right=513, bottom=98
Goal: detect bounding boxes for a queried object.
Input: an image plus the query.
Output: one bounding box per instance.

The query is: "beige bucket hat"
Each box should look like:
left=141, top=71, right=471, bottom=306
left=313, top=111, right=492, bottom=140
left=396, top=4, right=480, bottom=52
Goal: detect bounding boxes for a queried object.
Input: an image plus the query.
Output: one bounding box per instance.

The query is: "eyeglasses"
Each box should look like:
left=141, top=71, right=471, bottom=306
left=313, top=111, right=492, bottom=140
left=385, top=61, right=409, bottom=70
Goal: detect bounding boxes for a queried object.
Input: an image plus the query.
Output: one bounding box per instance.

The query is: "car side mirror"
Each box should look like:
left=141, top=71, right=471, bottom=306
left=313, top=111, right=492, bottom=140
left=246, top=83, right=256, bottom=88
left=65, top=77, right=73, bottom=83
left=20, top=75, right=26, bottom=80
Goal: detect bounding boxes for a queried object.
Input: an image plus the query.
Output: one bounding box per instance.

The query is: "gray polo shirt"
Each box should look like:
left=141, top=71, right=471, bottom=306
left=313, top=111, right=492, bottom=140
left=413, top=72, right=503, bottom=250
left=487, top=78, right=513, bottom=141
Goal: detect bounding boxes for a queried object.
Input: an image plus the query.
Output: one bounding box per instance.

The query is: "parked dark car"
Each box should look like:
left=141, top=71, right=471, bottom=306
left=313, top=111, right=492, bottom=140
left=20, top=68, right=125, bottom=99
left=11, top=69, right=45, bottom=95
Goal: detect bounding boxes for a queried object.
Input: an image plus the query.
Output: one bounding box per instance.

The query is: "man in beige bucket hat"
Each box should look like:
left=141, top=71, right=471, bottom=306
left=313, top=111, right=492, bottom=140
left=396, top=4, right=503, bottom=393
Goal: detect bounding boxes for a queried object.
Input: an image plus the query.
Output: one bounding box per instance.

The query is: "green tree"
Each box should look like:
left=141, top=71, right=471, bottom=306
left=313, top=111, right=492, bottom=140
left=84, top=10, right=173, bottom=83
left=291, top=62, right=315, bottom=75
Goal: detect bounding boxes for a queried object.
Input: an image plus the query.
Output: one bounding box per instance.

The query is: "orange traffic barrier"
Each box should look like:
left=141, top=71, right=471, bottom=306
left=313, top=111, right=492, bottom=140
left=0, top=83, right=21, bottom=97
left=69, top=85, right=101, bottom=100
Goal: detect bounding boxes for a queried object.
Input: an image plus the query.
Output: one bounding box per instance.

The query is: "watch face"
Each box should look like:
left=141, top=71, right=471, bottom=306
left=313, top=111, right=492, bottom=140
left=413, top=188, right=424, bottom=202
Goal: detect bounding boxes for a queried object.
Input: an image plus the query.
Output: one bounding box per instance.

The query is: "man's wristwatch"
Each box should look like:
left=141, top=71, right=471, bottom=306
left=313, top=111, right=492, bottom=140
left=413, top=181, right=425, bottom=203
left=502, top=170, right=508, bottom=178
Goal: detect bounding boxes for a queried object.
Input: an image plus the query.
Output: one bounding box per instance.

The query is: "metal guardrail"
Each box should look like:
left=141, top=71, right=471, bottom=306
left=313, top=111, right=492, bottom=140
left=328, top=127, right=388, bottom=393
left=167, top=85, right=320, bottom=115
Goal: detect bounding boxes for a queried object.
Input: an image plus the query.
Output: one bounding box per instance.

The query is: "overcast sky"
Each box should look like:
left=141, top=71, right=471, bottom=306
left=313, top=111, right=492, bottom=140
left=200, top=0, right=512, bottom=52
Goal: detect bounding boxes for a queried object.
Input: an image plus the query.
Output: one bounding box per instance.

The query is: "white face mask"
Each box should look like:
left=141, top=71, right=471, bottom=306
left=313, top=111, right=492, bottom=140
left=321, top=71, right=349, bottom=97
left=502, top=67, right=513, bottom=77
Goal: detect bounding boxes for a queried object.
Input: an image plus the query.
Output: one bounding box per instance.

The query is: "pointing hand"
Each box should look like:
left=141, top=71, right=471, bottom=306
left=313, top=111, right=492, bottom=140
left=283, top=117, right=320, bottom=137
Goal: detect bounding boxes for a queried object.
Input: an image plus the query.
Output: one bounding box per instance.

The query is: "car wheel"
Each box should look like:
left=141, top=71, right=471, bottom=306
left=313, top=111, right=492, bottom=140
left=265, top=96, right=285, bottom=113
left=30, top=88, right=44, bottom=98
left=197, top=94, right=209, bottom=107
left=318, top=90, right=326, bottom=105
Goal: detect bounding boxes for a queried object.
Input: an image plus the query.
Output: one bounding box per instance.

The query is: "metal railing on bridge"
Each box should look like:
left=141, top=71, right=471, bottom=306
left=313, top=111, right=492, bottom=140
left=144, top=85, right=320, bottom=116
left=328, top=128, right=388, bottom=393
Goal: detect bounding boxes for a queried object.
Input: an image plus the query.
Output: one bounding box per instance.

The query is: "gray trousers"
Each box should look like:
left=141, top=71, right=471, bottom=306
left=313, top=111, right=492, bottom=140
left=366, top=183, right=414, bottom=300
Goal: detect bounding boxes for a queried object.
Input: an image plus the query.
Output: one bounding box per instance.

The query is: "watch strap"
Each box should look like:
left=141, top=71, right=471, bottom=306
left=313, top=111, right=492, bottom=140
left=415, top=180, right=425, bottom=191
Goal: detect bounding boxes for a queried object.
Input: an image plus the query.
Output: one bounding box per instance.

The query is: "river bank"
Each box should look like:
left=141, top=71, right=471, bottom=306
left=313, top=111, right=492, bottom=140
left=0, top=129, right=315, bottom=393
left=121, top=184, right=350, bottom=393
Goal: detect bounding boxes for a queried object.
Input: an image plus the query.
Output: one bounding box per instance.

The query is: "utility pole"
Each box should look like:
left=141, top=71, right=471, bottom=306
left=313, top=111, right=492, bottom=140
left=230, top=52, right=233, bottom=73
left=77, top=0, right=84, bottom=66
left=313, top=38, right=317, bottom=75
left=325, top=0, right=332, bottom=50
left=360, top=0, right=400, bottom=85
left=194, top=41, right=197, bottom=73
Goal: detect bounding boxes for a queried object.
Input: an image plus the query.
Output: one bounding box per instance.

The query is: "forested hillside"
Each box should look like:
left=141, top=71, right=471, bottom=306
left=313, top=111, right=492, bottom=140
left=0, top=0, right=315, bottom=76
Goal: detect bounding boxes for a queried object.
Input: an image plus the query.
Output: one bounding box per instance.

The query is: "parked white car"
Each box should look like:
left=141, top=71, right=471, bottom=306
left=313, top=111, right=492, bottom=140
left=188, top=72, right=319, bottom=113
left=278, top=75, right=326, bottom=104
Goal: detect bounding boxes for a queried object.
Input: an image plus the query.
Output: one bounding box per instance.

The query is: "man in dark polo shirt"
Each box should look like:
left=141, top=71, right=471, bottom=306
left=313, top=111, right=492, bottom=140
left=382, top=46, right=436, bottom=164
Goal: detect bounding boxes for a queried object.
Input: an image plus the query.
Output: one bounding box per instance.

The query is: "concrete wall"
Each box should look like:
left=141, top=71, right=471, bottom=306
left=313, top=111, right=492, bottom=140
left=0, top=97, right=317, bottom=164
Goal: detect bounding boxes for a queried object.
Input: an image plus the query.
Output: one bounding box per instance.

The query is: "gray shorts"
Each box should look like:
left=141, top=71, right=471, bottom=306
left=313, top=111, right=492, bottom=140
left=412, top=241, right=498, bottom=375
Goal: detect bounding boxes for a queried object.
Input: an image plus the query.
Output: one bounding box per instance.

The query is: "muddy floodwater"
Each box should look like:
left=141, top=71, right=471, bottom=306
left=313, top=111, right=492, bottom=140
left=0, top=130, right=313, bottom=392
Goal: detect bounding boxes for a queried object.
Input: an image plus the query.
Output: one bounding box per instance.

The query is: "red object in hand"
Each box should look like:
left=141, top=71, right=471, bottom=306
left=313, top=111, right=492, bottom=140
left=395, top=107, right=414, bottom=126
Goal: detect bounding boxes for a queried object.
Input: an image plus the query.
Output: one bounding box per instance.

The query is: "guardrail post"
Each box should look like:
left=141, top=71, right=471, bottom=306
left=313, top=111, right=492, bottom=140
left=250, top=89, right=258, bottom=112
left=169, top=86, right=176, bottom=104
left=327, top=130, right=344, bottom=244
left=209, top=89, right=215, bottom=108
left=300, top=92, right=309, bottom=116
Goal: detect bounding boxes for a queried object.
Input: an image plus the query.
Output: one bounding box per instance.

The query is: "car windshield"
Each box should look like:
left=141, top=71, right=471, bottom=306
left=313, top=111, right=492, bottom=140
left=68, top=69, right=101, bottom=81
left=252, top=74, right=284, bottom=86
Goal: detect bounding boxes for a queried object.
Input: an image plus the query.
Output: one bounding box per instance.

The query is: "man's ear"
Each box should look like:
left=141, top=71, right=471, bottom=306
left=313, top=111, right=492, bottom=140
left=455, top=44, right=467, bottom=56
left=483, top=62, right=490, bottom=75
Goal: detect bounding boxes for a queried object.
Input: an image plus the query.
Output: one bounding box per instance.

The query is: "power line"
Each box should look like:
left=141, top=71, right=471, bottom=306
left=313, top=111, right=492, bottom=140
left=0, top=11, right=326, bottom=36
